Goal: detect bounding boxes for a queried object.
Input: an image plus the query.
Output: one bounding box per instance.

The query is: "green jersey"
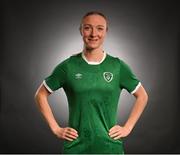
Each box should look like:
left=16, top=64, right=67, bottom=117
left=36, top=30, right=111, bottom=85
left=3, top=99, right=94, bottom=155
left=43, top=52, right=141, bottom=154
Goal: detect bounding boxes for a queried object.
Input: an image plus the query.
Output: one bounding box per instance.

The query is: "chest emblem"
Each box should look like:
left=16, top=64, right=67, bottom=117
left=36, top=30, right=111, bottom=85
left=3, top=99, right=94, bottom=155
left=103, top=72, right=113, bottom=82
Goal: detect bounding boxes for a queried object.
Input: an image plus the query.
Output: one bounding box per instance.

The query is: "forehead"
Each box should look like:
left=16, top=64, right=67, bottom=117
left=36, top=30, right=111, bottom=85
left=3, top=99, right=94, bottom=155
left=82, top=15, right=107, bottom=26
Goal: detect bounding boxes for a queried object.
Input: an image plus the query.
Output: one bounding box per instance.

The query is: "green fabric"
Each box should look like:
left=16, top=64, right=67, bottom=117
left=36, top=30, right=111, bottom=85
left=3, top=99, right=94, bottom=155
left=44, top=52, right=140, bottom=154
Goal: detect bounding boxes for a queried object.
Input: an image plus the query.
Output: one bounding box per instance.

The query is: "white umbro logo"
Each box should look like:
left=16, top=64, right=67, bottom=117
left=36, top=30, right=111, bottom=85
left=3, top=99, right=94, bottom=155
left=75, top=73, right=82, bottom=79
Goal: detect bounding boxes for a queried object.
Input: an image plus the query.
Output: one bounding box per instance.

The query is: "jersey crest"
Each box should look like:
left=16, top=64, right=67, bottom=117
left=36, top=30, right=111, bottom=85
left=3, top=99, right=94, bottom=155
left=103, top=72, right=113, bottom=82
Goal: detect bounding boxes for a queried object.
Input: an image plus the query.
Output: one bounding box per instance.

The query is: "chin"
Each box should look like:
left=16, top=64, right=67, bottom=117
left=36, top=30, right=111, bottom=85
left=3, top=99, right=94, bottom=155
left=86, top=46, right=99, bottom=50
left=86, top=44, right=100, bottom=49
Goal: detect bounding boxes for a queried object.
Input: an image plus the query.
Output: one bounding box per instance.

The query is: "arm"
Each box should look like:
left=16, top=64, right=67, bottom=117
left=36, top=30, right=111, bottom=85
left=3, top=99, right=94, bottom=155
left=34, top=83, right=78, bottom=141
left=124, top=84, right=148, bottom=132
left=109, top=85, right=148, bottom=139
left=34, top=83, right=61, bottom=134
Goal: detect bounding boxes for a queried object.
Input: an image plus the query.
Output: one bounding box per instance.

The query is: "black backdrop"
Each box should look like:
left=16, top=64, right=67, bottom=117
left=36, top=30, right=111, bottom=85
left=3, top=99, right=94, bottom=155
left=1, top=0, right=180, bottom=153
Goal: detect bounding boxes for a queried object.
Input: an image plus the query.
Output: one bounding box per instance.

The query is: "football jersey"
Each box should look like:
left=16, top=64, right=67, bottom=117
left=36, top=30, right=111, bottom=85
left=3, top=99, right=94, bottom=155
left=43, top=51, right=141, bottom=154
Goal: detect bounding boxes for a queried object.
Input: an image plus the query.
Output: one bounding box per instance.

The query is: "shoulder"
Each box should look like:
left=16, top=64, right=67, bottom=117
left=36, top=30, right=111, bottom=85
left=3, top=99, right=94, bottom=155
left=70, top=52, right=82, bottom=60
left=106, top=53, right=125, bottom=66
left=53, top=52, right=81, bottom=69
left=106, top=53, right=132, bottom=71
left=59, top=52, right=81, bottom=64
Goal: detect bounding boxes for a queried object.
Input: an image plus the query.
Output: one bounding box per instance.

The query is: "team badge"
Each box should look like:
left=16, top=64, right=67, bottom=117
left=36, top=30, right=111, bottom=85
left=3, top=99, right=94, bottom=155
left=103, top=72, right=113, bottom=82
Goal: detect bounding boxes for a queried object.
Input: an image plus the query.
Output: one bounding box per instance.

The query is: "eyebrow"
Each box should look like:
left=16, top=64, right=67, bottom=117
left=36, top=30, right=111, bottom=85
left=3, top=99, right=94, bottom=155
left=83, top=24, right=105, bottom=27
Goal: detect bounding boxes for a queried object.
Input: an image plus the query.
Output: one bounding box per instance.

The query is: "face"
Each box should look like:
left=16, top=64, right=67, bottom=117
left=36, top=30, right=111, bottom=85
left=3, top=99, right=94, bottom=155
left=80, top=15, right=108, bottom=50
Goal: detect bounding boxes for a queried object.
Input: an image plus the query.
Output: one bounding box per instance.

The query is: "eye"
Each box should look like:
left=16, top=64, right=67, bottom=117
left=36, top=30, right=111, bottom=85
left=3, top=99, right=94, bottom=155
left=84, top=26, right=91, bottom=30
left=97, top=27, right=104, bottom=31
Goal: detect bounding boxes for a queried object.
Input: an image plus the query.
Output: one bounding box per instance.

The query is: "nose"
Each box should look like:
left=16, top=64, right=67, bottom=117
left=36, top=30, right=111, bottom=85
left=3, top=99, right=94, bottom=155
left=90, top=27, right=97, bottom=37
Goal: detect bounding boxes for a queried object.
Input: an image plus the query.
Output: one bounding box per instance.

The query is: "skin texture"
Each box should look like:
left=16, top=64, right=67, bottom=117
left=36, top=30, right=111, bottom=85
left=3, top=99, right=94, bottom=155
left=34, top=14, right=148, bottom=142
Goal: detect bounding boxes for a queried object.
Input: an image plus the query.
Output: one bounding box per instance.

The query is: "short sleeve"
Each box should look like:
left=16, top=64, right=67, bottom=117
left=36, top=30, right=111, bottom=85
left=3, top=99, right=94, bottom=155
left=43, top=60, right=67, bottom=93
left=119, top=59, right=141, bottom=94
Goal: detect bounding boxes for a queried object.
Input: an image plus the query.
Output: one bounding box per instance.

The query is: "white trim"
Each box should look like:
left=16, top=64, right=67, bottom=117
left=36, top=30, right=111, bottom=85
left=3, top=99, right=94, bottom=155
left=131, top=82, right=141, bottom=94
left=81, top=51, right=106, bottom=65
left=43, top=80, right=53, bottom=93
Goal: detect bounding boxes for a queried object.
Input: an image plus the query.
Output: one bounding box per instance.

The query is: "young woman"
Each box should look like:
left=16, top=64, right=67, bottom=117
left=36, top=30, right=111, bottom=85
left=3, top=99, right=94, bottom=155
left=35, top=11, right=148, bottom=154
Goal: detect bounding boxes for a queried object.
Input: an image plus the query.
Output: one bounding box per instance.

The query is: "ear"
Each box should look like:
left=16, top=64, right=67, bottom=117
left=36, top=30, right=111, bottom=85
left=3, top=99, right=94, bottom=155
left=106, top=27, right=108, bottom=32
left=79, top=26, right=82, bottom=36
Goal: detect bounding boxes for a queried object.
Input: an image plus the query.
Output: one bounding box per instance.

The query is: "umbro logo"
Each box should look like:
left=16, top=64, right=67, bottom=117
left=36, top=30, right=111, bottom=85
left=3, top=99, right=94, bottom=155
left=75, top=73, right=82, bottom=79
left=103, top=72, right=113, bottom=82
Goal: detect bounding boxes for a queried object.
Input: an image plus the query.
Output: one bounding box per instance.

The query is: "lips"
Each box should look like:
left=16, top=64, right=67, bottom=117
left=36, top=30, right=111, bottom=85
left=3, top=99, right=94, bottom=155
left=88, top=39, right=98, bottom=42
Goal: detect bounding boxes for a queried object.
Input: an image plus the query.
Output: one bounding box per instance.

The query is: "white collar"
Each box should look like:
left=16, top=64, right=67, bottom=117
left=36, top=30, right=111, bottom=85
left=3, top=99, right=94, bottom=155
left=81, top=51, right=106, bottom=65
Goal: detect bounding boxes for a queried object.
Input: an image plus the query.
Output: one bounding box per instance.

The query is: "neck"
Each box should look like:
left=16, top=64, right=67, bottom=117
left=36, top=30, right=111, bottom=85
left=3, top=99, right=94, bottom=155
left=83, top=46, right=104, bottom=62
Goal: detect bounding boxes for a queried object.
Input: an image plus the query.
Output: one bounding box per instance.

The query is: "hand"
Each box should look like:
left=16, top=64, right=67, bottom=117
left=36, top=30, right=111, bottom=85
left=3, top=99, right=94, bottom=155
left=53, top=126, right=79, bottom=141
left=108, top=125, right=131, bottom=140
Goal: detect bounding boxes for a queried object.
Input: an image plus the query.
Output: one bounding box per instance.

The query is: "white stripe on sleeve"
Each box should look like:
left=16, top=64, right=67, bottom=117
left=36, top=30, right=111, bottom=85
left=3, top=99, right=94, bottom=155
left=130, top=82, right=141, bottom=94
left=43, top=80, right=53, bottom=93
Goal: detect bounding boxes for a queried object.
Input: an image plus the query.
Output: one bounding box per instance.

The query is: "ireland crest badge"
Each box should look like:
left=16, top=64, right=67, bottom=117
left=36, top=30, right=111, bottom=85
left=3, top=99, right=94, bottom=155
left=103, top=72, right=113, bottom=82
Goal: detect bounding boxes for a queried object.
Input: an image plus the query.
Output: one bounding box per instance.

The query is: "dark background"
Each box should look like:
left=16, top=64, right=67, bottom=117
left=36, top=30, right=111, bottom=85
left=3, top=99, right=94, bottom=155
left=1, top=0, right=180, bottom=153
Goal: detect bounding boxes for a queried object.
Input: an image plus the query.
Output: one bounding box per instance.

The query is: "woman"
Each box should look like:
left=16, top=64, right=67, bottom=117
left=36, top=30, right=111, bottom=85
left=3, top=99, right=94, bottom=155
left=35, top=11, right=148, bottom=154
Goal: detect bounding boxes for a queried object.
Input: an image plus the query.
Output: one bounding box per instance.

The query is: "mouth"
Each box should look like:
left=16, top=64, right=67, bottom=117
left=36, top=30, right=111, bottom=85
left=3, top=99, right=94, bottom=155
left=88, top=39, right=98, bottom=42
